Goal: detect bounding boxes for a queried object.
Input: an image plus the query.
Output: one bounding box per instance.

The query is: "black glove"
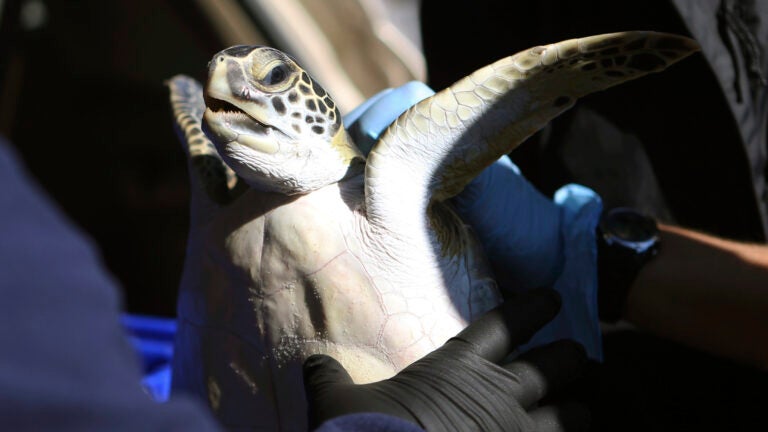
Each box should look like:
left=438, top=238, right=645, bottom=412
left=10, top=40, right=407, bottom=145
left=303, top=288, right=589, bottom=431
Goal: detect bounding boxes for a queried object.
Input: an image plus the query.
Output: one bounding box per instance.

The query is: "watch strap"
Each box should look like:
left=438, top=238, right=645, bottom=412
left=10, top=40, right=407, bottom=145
left=596, top=210, right=660, bottom=323
left=597, top=238, right=648, bottom=322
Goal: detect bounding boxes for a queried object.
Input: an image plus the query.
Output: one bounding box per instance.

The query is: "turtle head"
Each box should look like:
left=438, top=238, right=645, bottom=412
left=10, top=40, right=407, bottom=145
left=202, top=45, right=363, bottom=195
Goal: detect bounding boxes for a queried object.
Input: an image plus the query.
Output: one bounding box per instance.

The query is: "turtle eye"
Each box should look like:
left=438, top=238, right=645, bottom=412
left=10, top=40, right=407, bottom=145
left=264, top=64, right=289, bottom=86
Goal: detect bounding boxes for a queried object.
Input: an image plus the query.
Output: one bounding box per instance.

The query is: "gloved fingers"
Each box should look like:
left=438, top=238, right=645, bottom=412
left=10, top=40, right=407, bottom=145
left=343, top=87, right=394, bottom=126
left=451, top=155, right=522, bottom=211
left=303, top=354, right=355, bottom=395
left=450, top=158, right=566, bottom=293
left=303, top=355, right=420, bottom=429
left=345, top=81, right=435, bottom=156
left=527, top=402, right=591, bottom=432
left=303, top=354, right=357, bottom=429
left=449, top=288, right=561, bottom=363
left=502, top=340, right=587, bottom=409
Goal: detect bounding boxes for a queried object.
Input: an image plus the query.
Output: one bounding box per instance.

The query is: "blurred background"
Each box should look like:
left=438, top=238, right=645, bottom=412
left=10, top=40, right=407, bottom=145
left=1, top=0, right=766, bottom=430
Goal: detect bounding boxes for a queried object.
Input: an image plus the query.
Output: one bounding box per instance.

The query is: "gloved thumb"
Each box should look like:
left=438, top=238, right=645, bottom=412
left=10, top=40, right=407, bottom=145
left=303, top=355, right=358, bottom=428
left=303, top=354, right=354, bottom=394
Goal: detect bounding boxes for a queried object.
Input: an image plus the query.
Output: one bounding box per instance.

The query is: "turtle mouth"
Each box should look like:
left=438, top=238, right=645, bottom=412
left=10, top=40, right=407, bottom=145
left=203, top=95, right=283, bottom=155
left=205, top=96, right=274, bottom=135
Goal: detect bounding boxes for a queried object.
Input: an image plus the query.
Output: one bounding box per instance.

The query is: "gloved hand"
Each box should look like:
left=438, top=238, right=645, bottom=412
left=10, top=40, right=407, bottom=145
left=304, top=288, right=589, bottom=432
left=345, top=82, right=603, bottom=360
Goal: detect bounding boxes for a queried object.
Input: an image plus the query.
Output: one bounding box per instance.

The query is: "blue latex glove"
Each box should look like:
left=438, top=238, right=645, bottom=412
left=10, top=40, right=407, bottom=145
left=344, top=81, right=435, bottom=156
left=345, top=82, right=604, bottom=360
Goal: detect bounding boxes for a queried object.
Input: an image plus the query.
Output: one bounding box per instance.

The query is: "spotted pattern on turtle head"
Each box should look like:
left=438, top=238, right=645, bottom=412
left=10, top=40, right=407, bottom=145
left=282, top=72, right=340, bottom=136
left=212, top=46, right=343, bottom=139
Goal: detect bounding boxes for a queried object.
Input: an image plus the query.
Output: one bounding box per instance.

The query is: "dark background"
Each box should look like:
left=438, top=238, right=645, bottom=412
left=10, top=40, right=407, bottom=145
left=1, top=1, right=767, bottom=430
left=0, top=0, right=225, bottom=316
left=423, top=0, right=766, bottom=243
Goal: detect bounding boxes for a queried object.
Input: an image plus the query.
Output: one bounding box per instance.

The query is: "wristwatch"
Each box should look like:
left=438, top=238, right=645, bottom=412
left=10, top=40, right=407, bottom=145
left=596, top=207, right=660, bottom=322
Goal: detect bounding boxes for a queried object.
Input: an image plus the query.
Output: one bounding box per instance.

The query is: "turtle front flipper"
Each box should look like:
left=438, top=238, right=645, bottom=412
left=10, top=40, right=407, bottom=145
left=365, top=32, right=699, bottom=224
left=167, top=74, right=245, bottom=206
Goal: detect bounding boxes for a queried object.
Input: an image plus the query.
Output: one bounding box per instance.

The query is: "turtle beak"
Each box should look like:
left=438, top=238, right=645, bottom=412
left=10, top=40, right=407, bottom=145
left=205, top=50, right=277, bottom=131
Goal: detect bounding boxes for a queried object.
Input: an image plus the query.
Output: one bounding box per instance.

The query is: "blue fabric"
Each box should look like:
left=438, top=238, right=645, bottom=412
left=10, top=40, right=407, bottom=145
left=315, top=413, right=424, bottom=432
left=345, top=83, right=604, bottom=360
left=121, top=314, right=176, bottom=402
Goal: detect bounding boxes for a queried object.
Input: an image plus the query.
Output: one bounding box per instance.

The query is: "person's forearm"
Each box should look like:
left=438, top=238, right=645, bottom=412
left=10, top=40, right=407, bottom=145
left=625, top=223, right=768, bottom=369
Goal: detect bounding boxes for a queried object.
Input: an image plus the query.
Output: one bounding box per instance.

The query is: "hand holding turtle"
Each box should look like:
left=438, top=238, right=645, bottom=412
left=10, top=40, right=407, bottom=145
left=345, top=83, right=605, bottom=360
left=304, top=288, right=590, bottom=432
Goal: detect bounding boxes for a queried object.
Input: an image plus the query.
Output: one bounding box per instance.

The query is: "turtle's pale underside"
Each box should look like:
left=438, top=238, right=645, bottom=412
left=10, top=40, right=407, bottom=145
left=168, top=32, right=698, bottom=430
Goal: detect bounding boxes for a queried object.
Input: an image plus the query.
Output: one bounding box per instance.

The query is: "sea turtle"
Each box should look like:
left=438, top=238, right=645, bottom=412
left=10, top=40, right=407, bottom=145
left=168, top=31, right=698, bottom=430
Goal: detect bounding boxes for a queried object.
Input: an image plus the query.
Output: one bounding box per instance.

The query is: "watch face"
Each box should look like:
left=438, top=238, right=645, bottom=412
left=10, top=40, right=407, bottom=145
left=601, top=208, right=658, bottom=243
